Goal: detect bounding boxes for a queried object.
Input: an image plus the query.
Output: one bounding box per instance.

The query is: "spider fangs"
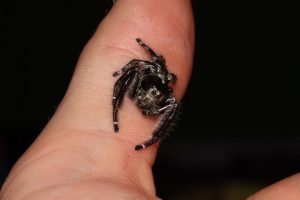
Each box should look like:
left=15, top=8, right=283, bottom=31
left=112, top=38, right=178, bottom=151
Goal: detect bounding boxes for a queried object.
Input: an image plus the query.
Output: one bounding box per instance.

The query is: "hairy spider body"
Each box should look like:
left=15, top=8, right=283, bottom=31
left=112, top=38, right=177, bottom=151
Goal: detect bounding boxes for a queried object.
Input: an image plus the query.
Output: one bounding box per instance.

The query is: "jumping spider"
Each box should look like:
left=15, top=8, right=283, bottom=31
left=112, top=38, right=177, bottom=150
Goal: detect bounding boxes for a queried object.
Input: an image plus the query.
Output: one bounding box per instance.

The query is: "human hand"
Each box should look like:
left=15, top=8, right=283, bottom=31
left=0, top=0, right=194, bottom=199
left=3, top=0, right=297, bottom=199
left=247, top=173, right=300, bottom=200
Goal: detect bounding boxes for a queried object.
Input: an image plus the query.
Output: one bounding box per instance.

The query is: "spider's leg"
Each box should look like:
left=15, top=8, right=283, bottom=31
left=167, top=73, right=177, bottom=83
left=136, top=38, right=160, bottom=60
left=135, top=97, right=177, bottom=150
left=113, top=68, right=138, bottom=132
left=128, top=72, right=140, bottom=98
left=113, top=59, right=144, bottom=77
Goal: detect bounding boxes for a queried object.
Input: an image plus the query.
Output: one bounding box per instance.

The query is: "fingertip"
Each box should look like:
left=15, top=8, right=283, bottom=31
left=49, top=0, right=195, bottom=156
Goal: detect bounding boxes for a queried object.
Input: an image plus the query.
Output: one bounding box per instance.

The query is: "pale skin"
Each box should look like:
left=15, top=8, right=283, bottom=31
left=0, top=0, right=299, bottom=199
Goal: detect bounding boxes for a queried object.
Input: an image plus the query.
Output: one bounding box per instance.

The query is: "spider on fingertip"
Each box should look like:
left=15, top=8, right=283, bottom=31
left=112, top=38, right=178, bottom=151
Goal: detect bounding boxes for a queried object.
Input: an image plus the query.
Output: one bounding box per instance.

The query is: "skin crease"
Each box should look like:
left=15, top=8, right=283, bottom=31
left=0, top=0, right=299, bottom=199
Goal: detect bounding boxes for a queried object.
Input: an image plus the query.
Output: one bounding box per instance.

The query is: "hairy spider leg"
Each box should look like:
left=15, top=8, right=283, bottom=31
left=127, top=72, right=140, bottom=98
left=136, top=38, right=160, bottom=60
left=113, top=59, right=154, bottom=77
left=113, top=59, right=144, bottom=77
left=113, top=68, right=138, bottom=132
left=135, top=97, right=177, bottom=150
left=167, top=73, right=177, bottom=83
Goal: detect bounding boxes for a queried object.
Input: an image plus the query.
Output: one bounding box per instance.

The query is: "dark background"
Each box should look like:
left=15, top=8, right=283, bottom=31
left=0, top=0, right=299, bottom=199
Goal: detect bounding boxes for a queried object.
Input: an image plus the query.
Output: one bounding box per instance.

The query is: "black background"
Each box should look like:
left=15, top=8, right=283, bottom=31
left=0, top=0, right=299, bottom=199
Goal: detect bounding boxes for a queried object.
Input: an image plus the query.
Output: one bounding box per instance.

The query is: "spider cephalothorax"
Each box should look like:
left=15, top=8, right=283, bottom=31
left=112, top=38, right=177, bottom=150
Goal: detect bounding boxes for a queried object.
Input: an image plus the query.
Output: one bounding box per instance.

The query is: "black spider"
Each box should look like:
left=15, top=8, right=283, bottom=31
left=112, top=38, right=178, bottom=151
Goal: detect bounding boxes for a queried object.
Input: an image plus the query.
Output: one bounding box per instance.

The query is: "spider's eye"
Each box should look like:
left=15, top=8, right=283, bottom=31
left=151, top=89, right=160, bottom=96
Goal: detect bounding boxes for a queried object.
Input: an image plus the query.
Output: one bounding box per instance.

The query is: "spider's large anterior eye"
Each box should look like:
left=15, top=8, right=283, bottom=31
left=151, top=90, right=157, bottom=96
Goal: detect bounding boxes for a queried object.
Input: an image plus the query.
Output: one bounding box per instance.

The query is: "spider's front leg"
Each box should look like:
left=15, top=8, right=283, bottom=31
left=136, top=38, right=166, bottom=64
left=113, top=59, right=147, bottom=77
left=136, top=38, right=158, bottom=60
left=135, top=97, right=178, bottom=150
left=112, top=67, right=139, bottom=132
